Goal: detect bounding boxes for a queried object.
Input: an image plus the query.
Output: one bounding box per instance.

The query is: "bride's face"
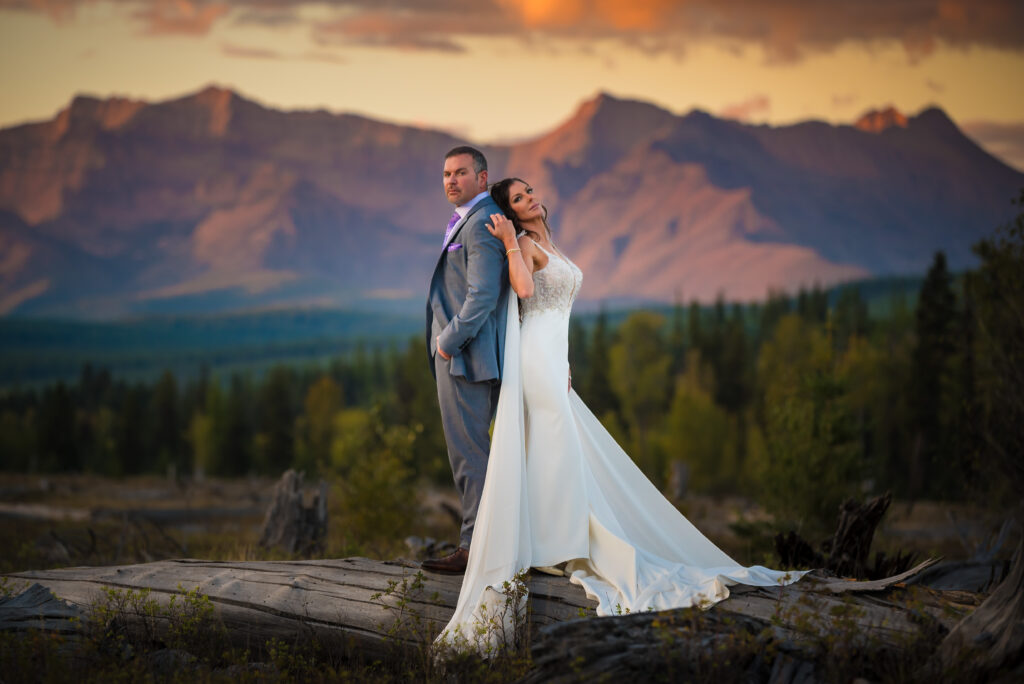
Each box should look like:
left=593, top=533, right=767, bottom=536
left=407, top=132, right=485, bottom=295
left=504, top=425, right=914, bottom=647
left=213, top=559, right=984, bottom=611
left=507, top=181, right=544, bottom=223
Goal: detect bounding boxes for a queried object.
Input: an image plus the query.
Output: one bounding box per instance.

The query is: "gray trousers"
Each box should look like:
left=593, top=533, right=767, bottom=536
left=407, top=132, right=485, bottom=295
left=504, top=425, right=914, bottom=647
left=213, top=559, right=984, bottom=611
left=434, top=353, right=501, bottom=548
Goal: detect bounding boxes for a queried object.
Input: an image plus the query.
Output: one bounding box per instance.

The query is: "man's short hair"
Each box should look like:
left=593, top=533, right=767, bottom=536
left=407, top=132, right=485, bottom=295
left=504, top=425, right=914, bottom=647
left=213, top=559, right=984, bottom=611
left=445, top=145, right=487, bottom=174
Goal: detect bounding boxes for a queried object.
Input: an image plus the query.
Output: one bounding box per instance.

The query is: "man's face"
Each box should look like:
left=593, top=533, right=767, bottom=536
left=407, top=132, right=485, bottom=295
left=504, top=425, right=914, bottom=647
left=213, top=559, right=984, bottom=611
left=443, top=154, right=487, bottom=207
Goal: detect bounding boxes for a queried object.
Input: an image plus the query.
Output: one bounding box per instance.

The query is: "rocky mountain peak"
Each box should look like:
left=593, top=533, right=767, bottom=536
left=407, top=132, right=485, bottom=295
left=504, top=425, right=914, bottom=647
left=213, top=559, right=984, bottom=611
left=908, top=106, right=962, bottom=137
left=186, top=85, right=237, bottom=136
left=52, top=94, right=146, bottom=137
left=855, top=106, right=909, bottom=133
left=572, top=91, right=674, bottom=131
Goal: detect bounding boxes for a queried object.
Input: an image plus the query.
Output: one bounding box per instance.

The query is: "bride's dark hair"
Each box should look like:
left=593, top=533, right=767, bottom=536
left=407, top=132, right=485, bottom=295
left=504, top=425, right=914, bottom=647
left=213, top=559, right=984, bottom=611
left=490, top=177, right=549, bottom=241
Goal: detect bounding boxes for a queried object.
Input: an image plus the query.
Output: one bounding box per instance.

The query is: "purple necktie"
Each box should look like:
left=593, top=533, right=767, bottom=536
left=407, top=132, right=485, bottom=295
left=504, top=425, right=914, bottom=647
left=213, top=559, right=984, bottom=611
left=443, top=210, right=460, bottom=246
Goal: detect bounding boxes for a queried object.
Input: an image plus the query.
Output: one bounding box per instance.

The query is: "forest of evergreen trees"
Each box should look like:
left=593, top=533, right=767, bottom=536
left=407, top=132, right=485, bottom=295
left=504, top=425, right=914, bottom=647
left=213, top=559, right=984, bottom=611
left=2, top=192, right=1022, bottom=538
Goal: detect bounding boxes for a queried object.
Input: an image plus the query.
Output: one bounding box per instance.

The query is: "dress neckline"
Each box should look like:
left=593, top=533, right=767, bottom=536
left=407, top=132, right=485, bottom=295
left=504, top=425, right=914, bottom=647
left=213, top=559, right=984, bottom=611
left=526, top=237, right=580, bottom=304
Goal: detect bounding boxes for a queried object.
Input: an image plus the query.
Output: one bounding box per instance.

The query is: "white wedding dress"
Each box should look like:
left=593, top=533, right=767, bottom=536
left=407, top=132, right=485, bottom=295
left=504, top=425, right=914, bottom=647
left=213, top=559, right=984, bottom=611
left=435, top=239, right=806, bottom=653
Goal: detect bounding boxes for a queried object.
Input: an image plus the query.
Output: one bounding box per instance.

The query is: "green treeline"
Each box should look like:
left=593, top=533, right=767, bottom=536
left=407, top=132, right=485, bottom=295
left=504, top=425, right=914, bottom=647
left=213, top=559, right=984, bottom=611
left=2, top=193, right=1022, bottom=537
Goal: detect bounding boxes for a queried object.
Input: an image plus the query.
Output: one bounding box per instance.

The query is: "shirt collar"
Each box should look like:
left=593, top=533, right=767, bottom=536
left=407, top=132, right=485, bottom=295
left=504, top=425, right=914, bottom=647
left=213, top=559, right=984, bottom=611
left=455, top=190, right=490, bottom=219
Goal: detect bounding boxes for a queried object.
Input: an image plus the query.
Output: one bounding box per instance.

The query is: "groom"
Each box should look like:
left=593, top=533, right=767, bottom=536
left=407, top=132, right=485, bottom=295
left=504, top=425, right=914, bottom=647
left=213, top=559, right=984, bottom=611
left=422, top=146, right=510, bottom=574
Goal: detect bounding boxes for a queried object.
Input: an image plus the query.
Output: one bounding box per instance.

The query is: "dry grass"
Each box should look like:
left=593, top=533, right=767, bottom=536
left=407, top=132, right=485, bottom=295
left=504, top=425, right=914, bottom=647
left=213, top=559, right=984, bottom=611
left=0, top=473, right=999, bottom=576
left=0, top=472, right=460, bottom=574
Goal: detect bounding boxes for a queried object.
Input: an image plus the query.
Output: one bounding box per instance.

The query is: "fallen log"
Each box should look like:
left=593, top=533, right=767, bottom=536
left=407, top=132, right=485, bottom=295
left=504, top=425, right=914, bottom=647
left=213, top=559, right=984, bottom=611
left=2, top=555, right=974, bottom=669
left=526, top=560, right=983, bottom=683
left=2, top=557, right=597, bottom=660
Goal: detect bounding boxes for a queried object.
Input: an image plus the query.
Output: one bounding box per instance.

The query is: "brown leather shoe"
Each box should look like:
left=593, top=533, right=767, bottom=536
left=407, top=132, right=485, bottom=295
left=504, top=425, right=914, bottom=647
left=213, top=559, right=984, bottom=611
left=421, top=547, right=469, bottom=574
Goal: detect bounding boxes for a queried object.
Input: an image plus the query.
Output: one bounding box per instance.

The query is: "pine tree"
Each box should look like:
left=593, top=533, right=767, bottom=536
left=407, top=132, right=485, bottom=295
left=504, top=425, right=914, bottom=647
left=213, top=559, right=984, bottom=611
left=687, top=301, right=703, bottom=351
left=115, top=384, right=150, bottom=475
left=834, top=286, right=870, bottom=349
left=153, top=370, right=183, bottom=475
left=810, top=283, right=829, bottom=323
left=609, top=312, right=672, bottom=483
left=256, top=367, right=294, bottom=475
left=948, top=273, right=979, bottom=498
left=586, top=307, right=619, bottom=416
left=220, top=374, right=253, bottom=476
left=759, top=289, right=791, bottom=344
left=715, top=304, right=750, bottom=414
left=909, top=251, right=957, bottom=499
left=669, top=297, right=686, bottom=377
left=969, top=189, right=1024, bottom=506
left=295, top=374, right=342, bottom=476
left=390, top=337, right=447, bottom=482
left=37, top=382, right=78, bottom=472
left=568, top=318, right=589, bottom=392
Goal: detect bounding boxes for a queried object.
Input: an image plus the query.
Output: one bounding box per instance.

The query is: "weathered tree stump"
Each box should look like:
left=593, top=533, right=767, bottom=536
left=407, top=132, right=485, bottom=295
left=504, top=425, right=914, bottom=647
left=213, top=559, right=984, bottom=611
left=775, top=492, right=917, bottom=580
left=668, top=461, right=689, bottom=501
left=827, top=491, right=893, bottom=577
left=258, top=470, right=327, bottom=556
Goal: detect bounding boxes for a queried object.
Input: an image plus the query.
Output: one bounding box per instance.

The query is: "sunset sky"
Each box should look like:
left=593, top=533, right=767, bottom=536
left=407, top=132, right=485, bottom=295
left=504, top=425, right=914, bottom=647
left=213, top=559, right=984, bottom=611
left=2, top=0, right=1023, bottom=169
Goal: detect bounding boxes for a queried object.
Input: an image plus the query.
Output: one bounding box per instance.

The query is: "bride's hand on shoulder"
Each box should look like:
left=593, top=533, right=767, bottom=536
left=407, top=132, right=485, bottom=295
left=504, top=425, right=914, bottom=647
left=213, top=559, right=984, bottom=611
left=486, top=213, right=517, bottom=247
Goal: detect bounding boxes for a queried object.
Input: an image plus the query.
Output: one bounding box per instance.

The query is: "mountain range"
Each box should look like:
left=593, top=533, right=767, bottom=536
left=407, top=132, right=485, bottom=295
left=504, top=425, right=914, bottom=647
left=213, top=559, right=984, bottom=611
left=0, top=87, right=1020, bottom=317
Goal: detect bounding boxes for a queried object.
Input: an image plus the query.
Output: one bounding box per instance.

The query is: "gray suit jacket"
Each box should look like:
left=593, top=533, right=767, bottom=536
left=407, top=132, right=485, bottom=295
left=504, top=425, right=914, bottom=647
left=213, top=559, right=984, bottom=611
left=426, top=196, right=510, bottom=383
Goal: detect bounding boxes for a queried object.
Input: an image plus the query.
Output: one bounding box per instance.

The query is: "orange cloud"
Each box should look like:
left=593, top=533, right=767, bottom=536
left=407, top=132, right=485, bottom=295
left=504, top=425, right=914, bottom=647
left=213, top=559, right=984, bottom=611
left=500, top=0, right=677, bottom=31
left=133, top=0, right=229, bottom=36
left=312, top=5, right=505, bottom=53
left=221, top=41, right=282, bottom=59
left=3, top=0, right=1022, bottom=58
left=504, top=0, right=585, bottom=28
left=594, top=0, right=677, bottom=31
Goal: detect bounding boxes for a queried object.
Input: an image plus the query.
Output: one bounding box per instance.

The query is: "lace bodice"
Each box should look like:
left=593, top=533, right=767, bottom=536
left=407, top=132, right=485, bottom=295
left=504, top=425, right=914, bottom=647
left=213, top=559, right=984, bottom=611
left=520, top=239, right=583, bottom=320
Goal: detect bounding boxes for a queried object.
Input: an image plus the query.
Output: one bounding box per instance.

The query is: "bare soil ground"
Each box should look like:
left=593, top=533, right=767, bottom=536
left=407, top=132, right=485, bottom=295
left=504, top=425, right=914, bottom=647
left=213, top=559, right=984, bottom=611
left=0, top=473, right=1003, bottom=575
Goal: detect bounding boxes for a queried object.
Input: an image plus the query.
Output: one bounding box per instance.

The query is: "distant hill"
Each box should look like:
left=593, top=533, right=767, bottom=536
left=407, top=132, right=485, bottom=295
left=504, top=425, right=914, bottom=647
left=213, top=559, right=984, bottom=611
left=0, top=87, right=1020, bottom=317
left=0, top=308, right=422, bottom=388
left=0, top=275, right=923, bottom=389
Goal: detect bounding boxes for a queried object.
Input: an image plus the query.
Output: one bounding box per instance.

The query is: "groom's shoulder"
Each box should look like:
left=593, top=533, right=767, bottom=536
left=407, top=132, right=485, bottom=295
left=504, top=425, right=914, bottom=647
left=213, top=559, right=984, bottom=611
left=463, top=197, right=499, bottom=232
left=467, top=195, right=499, bottom=220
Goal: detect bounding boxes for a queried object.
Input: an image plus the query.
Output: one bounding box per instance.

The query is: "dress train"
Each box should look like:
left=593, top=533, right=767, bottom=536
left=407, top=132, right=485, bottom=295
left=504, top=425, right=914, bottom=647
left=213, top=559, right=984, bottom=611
left=435, top=287, right=806, bottom=654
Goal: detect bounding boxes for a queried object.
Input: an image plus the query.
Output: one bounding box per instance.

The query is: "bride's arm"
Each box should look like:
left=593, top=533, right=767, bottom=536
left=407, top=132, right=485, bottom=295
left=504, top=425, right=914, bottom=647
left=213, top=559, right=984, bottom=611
left=510, top=234, right=540, bottom=298
left=486, top=214, right=538, bottom=299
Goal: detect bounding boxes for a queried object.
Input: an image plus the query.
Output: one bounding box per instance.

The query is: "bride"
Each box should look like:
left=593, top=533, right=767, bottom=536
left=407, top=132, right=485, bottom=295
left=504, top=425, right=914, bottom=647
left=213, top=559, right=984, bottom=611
left=434, top=177, right=806, bottom=653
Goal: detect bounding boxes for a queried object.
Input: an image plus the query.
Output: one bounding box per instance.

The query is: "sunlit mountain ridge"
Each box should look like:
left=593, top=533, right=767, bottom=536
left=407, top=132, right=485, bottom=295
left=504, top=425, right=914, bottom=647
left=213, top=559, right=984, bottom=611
left=0, top=86, right=1020, bottom=317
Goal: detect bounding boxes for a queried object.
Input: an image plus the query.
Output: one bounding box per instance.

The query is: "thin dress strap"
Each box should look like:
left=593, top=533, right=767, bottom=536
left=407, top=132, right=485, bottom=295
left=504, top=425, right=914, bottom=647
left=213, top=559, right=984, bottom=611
left=530, top=237, right=568, bottom=262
